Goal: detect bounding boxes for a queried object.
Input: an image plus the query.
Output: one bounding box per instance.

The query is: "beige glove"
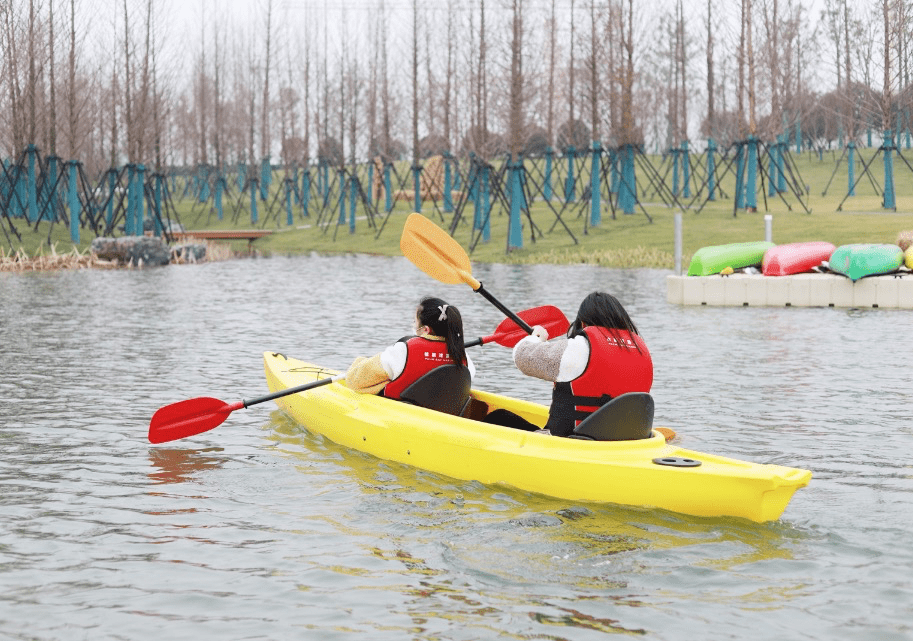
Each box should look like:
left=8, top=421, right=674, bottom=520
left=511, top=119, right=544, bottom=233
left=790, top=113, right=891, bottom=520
left=531, top=325, right=549, bottom=342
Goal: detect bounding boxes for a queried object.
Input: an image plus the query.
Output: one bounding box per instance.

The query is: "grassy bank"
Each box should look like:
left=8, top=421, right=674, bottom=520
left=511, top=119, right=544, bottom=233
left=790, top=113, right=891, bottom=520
left=6, top=149, right=913, bottom=269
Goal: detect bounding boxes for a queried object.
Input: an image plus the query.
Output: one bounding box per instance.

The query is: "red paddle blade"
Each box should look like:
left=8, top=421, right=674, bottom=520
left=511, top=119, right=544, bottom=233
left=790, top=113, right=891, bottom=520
left=148, top=397, right=244, bottom=444
left=486, top=305, right=570, bottom=347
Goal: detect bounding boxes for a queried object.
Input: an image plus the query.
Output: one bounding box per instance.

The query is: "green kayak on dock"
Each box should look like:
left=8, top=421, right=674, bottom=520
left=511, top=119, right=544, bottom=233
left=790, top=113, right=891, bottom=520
left=828, top=244, right=905, bottom=281
left=687, top=241, right=775, bottom=276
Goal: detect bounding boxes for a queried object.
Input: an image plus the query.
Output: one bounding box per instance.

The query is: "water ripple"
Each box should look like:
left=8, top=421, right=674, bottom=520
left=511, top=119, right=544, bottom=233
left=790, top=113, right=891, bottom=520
left=1, top=256, right=911, bottom=640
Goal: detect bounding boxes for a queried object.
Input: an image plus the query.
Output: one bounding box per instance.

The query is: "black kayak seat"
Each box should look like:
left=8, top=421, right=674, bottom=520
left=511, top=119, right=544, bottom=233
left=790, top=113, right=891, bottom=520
left=570, top=392, right=654, bottom=441
left=399, top=365, right=472, bottom=417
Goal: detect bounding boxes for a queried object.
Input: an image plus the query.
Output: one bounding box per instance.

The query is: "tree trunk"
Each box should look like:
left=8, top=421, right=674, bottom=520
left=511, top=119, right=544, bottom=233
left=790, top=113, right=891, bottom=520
left=260, top=0, right=273, bottom=160
left=706, top=0, right=714, bottom=134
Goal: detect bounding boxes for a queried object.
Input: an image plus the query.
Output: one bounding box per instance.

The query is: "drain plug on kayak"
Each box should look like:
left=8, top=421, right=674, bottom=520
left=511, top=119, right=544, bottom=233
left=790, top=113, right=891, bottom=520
left=653, top=457, right=702, bottom=467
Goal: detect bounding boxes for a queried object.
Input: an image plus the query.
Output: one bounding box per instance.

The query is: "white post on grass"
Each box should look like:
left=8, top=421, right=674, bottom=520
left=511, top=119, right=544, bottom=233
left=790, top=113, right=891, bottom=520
left=674, top=211, right=683, bottom=275
left=765, top=214, right=773, bottom=243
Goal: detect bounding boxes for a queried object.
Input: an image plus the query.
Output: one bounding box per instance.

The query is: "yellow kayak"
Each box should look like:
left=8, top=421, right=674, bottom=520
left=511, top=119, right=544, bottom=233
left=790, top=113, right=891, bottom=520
left=264, top=352, right=811, bottom=522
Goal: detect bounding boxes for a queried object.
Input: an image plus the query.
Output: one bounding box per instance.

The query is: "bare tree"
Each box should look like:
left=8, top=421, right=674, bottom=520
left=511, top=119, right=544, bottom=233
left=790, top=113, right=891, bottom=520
left=881, top=0, right=892, bottom=130
left=260, top=0, right=273, bottom=160
left=619, top=0, right=636, bottom=144
left=412, top=0, right=419, bottom=165
left=546, top=0, right=557, bottom=146
left=443, top=0, right=455, bottom=150
left=705, top=0, right=715, bottom=137
left=508, top=0, right=524, bottom=158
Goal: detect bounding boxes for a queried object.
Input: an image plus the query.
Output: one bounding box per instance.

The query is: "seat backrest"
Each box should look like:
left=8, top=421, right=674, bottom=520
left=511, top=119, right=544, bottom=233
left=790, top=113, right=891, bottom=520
left=399, top=365, right=472, bottom=416
left=571, top=392, right=654, bottom=441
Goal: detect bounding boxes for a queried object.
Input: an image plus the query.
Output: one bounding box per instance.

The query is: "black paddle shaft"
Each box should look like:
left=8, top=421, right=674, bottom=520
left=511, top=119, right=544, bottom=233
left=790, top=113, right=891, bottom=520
left=473, top=283, right=534, bottom=334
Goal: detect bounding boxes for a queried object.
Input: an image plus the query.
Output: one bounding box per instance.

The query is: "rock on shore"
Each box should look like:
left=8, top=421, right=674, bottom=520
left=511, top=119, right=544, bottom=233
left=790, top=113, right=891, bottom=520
left=91, top=236, right=171, bottom=267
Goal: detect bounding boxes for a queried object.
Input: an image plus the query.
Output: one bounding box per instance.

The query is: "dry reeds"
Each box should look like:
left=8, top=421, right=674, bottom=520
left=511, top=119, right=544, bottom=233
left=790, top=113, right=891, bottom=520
left=0, top=238, right=235, bottom=272
left=0, top=243, right=117, bottom=272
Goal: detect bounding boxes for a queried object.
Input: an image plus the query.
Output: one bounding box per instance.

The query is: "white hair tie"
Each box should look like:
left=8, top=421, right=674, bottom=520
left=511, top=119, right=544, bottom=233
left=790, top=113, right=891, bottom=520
left=438, top=304, right=448, bottom=321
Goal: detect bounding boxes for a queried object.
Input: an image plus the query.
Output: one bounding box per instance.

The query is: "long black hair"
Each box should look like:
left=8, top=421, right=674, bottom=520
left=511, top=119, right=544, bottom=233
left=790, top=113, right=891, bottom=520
left=567, top=291, right=644, bottom=353
left=417, top=296, right=467, bottom=367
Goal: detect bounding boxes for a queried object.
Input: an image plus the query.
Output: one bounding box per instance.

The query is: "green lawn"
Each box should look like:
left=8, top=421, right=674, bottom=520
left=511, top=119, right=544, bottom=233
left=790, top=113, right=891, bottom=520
left=6, top=148, right=913, bottom=269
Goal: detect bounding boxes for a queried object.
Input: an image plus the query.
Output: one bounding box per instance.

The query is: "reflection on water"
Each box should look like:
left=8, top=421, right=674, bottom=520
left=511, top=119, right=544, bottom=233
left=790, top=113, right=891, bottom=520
left=1, top=254, right=911, bottom=640
left=148, top=447, right=228, bottom=485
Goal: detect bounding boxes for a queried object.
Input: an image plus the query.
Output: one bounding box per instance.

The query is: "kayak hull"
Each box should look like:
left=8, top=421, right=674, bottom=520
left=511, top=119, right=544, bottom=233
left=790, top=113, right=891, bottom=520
left=688, top=241, right=775, bottom=276
left=763, top=241, right=836, bottom=276
left=829, top=243, right=904, bottom=281
left=263, top=352, right=811, bottom=522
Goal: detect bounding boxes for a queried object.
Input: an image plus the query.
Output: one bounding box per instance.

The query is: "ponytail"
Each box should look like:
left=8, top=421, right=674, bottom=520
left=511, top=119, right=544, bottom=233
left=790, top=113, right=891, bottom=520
left=417, top=296, right=467, bottom=368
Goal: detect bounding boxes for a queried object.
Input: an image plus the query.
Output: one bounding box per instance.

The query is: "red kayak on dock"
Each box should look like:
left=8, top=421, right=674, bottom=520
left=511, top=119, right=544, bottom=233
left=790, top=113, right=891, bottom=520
left=762, top=241, right=836, bottom=276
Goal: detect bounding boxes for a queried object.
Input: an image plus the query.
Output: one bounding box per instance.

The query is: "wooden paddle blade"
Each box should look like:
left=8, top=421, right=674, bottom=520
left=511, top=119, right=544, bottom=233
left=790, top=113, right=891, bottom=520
left=400, top=213, right=481, bottom=289
left=655, top=427, right=676, bottom=442
left=148, top=397, right=243, bottom=444
left=487, top=305, right=571, bottom=347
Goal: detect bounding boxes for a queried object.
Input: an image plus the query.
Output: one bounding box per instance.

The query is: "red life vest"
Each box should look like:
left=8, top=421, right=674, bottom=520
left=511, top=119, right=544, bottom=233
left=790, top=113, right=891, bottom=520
left=382, top=336, right=462, bottom=400
left=545, top=326, right=653, bottom=436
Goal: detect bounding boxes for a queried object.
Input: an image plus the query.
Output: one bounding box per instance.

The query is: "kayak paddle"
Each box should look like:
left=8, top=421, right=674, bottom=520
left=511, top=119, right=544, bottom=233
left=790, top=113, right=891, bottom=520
left=148, top=374, right=345, bottom=444
left=401, top=213, right=534, bottom=334
left=148, top=306, right=567, bottom=445
left=465, top=305, right=569, bottom=348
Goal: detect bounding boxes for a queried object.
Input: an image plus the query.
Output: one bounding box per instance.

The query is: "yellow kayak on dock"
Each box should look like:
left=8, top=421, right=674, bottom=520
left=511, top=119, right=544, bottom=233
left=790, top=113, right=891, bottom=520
left=264, top=352, right=810, bottom=523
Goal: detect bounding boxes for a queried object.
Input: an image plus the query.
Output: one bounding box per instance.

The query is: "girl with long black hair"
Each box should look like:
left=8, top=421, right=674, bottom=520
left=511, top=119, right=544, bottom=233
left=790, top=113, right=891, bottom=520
left=346, top=296, right=475, bottom=397
left=486, top=291, right=652, bottom=436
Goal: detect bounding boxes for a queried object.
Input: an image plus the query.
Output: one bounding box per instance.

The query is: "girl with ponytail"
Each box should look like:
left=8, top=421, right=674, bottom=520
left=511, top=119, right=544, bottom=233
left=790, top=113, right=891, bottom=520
left=345, top=296, right=475, bottom=399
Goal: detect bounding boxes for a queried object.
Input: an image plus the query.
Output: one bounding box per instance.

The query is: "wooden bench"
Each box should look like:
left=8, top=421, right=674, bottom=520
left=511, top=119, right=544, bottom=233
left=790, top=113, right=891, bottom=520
left=171, top=230, right=274, bottom=254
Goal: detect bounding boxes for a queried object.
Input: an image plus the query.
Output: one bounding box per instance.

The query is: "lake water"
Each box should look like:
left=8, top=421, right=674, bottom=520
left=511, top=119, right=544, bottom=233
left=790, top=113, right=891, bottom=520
left=1, top=254, right=911, bottom=640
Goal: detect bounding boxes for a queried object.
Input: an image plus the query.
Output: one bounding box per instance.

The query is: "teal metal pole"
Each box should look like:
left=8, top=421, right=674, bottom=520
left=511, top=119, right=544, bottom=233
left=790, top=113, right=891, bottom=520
left=199, top=166, right=210, bottom=202
left=250, top=178, right=259, bottom=224
left=413, top=164, right=422, bottom=214
left=745, top=137, right=758, bottom=210
left=215, top=176, right=224, bottom=221
left=67, top=161, right=80, bottom=244
left=544, top=147, right=553, bottom=201
left=107, top=169, right=116, bottom=229
left=619, top=145, right=636, bottom=215
left=26, top=144, right=38, bottom=223
left=238, top=162, right=246, bottom=190
left=260, top=157, right=270, bottom=200
left=795, top=121, right=801, bottom=153
left=302, top=170, right=311, bottom=217
left=383, top=163, right=392, bottom=213
left=322, top=161, right=330, bottom=206
left=564, top=146, right=576, bottom=203
left=338, top=170, right=346, bottom=225
left=682, top=140, right=691, bottom=198
left=154, top=173, right=163, bottom=236
left=734, top=144, right=745, bottom=209
left=707, top=138, right=716, bottom=201
left=286, top=179, right=294, bottom=226
left=136, top=164, right=145, bottom=233
left=883, top=130, right=896, bottom=210
left=126, top=164, right=136, bottom=234
left=508, top=161, right=523, bottom=249
left=443, top=153, right=453, bottom=213
left=45, top=156, right=58, bottom=221
left=590, top=141, right=601, bottom=226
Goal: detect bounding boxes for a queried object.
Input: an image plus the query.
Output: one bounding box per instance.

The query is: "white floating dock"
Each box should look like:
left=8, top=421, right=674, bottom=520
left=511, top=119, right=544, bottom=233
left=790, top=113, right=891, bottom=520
left=667, top=273, right=913, bottom=309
